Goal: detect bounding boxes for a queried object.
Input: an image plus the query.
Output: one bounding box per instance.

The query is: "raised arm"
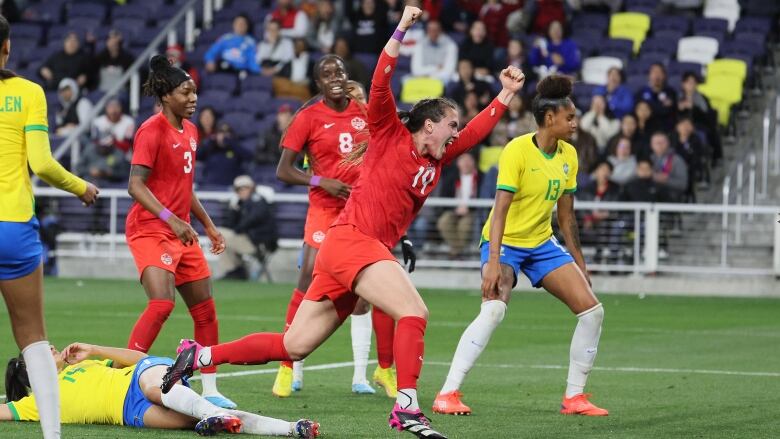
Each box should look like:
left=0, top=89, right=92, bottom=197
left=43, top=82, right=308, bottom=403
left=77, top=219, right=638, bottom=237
left=443, top=66, right=525, bottom=163
left=369, top=6, right=422, bottom=129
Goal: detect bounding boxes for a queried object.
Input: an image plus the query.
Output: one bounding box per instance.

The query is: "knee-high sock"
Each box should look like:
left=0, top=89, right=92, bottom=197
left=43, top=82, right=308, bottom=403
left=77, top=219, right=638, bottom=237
left=281, top=289, right=305, bottom=369
left=189, top=298, right=219, bottom=375
left=228, top=409, right=293, bottom=436
left=440, top=300, right=506, bottom=394
left=160, top=384, right=221, bottom=419
left=207, top=333, right=290, bottom=366
left=127, top=299, right=175, bottom=352
left=22, top=341, right=60, bottom=439
left=394, top=316, right=426, bottom=411
left=373, top=306, right=395, bottom=369
left=565, top=303, right=604, bottom=398
left=350, top=311, right=372, bottom=384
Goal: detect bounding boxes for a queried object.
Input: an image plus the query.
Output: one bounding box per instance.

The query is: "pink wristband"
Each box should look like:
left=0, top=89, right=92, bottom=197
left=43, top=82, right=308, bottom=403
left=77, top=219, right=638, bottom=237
left=392, top=28, right=406, bottom=42
left=158, top=208, right=173, bottom=222
left=309, top=175, right=322, bottom=187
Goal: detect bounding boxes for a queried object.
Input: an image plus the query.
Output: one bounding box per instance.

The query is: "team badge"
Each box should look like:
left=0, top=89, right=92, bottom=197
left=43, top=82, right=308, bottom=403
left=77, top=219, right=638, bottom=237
left=563, top=163, right=569, bottom=175
left=313, top=231, right=326, bottom=243
left=189, top=137, right=197, bottom=151
left=161, top=253, right=173, bottom=265
left=351, top=117, right=366, bottom=130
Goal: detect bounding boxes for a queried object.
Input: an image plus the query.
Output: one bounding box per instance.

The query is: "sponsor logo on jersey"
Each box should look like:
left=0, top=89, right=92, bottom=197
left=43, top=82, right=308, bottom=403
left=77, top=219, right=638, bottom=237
left=313, top=231, right=326, bottom=243
left=190, top=137, right=197, bottom=151
left=351, top=117, right=366, bottom=130
left=161, top=253, right=173, bottom=265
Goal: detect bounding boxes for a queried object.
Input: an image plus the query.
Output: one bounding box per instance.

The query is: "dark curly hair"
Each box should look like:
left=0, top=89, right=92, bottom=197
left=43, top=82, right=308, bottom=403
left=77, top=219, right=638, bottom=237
left=532, top=75, right=574, bottom=126
left=142, top=54, right=191, bottom=101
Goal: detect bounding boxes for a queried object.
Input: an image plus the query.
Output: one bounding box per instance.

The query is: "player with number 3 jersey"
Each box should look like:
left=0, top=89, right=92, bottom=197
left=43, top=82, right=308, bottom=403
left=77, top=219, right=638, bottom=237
left=162, top=7, right=525, bottom=438
left=124, top=55, right=235, bottom=410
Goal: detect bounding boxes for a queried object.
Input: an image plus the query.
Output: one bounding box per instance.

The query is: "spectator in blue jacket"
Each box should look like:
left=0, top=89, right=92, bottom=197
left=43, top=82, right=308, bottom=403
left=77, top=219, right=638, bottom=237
left=204, top=14, right=261, bottom=74
left=528, top=20, right=580, bottom=77
left=594, top=67, right=633, bottom=119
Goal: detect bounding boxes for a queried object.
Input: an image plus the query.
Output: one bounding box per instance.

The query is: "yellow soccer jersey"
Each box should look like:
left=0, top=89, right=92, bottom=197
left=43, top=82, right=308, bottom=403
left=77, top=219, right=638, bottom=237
left=0, top=75, right=86, bottom=222
left=8, top=359, right=134, bottom=425
left=481, top=133, right=578, bottom=248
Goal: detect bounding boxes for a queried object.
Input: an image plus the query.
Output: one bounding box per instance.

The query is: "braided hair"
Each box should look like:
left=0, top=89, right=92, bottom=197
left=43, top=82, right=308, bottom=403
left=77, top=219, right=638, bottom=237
left=142, top=54, right=192, bottom=101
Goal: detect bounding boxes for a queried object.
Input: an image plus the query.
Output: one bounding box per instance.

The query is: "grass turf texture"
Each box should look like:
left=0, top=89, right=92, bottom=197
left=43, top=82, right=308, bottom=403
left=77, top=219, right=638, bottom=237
left=0, top=278, right=778, bottom=438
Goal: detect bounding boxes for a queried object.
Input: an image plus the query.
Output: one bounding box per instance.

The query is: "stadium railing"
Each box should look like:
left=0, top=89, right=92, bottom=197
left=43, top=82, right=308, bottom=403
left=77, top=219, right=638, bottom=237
left=35, top=187, right=780, bottom=278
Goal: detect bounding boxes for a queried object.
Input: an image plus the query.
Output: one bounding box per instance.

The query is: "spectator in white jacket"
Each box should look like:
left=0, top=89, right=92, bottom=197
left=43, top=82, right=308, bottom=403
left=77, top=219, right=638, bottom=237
left=410, top=20, right=458, bottom=84
left=581, top=94, right=620, bottom=153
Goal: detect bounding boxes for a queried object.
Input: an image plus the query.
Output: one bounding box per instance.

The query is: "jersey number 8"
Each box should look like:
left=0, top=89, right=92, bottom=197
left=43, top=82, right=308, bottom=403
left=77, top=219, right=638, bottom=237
left=338, top=132, right=353, bottom=154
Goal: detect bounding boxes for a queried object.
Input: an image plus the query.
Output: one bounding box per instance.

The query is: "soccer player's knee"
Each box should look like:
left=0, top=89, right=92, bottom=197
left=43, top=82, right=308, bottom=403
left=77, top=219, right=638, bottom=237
left=578, top=303, right=604, bottom=325
left=481, top=300, right=507, bottom=326
left=285, top=341, right=312, bottom=361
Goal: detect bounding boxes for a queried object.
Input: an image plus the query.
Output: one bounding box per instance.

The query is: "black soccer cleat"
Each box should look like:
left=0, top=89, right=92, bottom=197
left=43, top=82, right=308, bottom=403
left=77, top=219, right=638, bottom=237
left=389, top=403, right=448, bottom=439
left=160, top=343, right=197, bottom=394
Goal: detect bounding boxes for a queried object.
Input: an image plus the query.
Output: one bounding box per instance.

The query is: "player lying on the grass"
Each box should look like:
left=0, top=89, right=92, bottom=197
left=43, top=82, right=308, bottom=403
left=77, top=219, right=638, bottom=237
left=0, top=343, right=319, bottom=437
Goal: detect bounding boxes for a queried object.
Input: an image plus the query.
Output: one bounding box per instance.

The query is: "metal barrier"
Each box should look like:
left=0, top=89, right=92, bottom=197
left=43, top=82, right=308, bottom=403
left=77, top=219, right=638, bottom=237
left=35, top=187, right=780, bottom=277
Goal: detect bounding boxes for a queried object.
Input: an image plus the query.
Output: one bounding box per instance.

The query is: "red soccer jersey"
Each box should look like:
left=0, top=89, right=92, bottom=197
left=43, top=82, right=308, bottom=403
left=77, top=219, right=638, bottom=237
left=335, top=50, right=507, bottom=249
left=281, top=99, right=368, bottom=209
left=126, top=112, right=199, bottom=238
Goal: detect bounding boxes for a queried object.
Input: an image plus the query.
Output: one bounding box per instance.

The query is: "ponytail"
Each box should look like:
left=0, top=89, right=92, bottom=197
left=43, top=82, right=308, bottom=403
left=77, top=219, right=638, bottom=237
left=4, top=355, right=30, bottom=402
left=142, top=54, right=192, bottom=101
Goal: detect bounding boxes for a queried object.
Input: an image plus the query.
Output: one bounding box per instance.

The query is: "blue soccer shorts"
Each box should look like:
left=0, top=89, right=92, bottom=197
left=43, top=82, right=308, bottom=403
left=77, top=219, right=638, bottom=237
left=480, top=236, right=574, bottom=288
left=0, top=217, right=42, bottom=280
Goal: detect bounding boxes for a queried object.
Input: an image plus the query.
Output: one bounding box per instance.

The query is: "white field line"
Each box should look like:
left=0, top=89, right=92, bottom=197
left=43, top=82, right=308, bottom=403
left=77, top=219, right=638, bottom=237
left=2, top=360, right=777, bottom=400
left=51, top=310, right=780, bottom=338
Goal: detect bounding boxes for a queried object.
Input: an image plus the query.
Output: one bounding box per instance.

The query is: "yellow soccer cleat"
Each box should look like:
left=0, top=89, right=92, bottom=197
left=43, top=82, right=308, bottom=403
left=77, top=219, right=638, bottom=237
left=372, top=365, right=397, bottom=398
left=272, top=364, right=293, bottom=398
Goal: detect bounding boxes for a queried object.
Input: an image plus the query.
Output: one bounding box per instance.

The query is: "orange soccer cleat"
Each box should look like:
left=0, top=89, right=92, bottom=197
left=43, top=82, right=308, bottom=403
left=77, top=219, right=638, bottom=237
left=560, top=393, right=609, bottom=416
left=432, top=390, right=472, bottom=416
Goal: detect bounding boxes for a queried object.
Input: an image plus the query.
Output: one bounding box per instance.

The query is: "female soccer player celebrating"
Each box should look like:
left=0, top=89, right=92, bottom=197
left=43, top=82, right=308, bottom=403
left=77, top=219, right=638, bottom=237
left=0, top=14, right=99, bottom=439
left=2, top=343, right=319, bottom=437
left=163, top=7, right=524, bottom=438
left=273, top=61, right=402, bottom=398
left=433, top=75, right=608, bottom=417
left=125, top=55, right=234, bottom=409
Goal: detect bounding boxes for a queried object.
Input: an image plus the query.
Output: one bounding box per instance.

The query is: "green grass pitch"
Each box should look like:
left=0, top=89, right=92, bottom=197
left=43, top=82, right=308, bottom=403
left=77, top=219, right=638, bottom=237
left=0, top=278, right=778, bottom=438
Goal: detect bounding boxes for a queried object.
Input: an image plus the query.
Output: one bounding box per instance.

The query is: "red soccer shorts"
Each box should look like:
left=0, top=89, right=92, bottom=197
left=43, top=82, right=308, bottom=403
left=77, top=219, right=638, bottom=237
left=305, top=224, right=398, bottom=320
left=304, top=205, right=342, bottom=249
left=127, top=231, right=211, bottom=286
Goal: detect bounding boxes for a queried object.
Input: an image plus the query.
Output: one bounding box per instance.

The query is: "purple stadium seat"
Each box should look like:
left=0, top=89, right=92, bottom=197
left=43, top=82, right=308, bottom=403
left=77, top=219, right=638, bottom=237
left=625, top=74, right=647, bottom=94
left=199, top=90, right=232, bottom=112
left=22, top=0, right=66, bottom=23
left=13, top=39, right=40, bottom=65
left=720, top=40, right=762, bottom=62
left=637, top=51, right=669, bottom=66
left=270, top=98, right=302, bottom=114
left=232, top=90, right=273, bottom=116
left=641, top=38, right=676, bottom=56
left=627, top=57, right=659, bottom=76
left=572, top=34, right=605, bottom=58
left=667, top=60, right=702, bottom=78
left=67, top=2, right=108, bottom=21
left=572, top=83, right=595, bottom=111
left=624, top=0, right=659, bottom=11
left=222, top=112, right=259, bottom=139
left=734, top=17, right=771, bottom=35
left=202, top=72, right=238, bottom=93
left=741, top=0, right=780, bottom=17
left=651, top=15, right=689, bottom=34
left=11, top=23, right=43, bottom=43
left=241, top=75, right=273, bottom=93
left=572, top=13, right=610, bottom=34
left=252, top=164, right=279, bottom=186
left=600, top=38, right=633, bottom=61
left=733, top=31, right=765, bottom=50
left=112, top=4, right=153, bottom=22
left=354, top=52, right=379, bottom=72
left=692, top=18, right=728, bottom=38
left=65, top=17, right=103, bottom=34
left=652, top=29, right=685, bottom=42
left=112, top=18, right=147, bottom=44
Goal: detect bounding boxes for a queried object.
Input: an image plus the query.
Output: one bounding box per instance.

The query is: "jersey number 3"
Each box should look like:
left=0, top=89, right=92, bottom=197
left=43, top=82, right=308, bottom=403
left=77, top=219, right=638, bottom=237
left=412, top=166, right=436, bottom=194
left=183, top=151, right=193, bottom=174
